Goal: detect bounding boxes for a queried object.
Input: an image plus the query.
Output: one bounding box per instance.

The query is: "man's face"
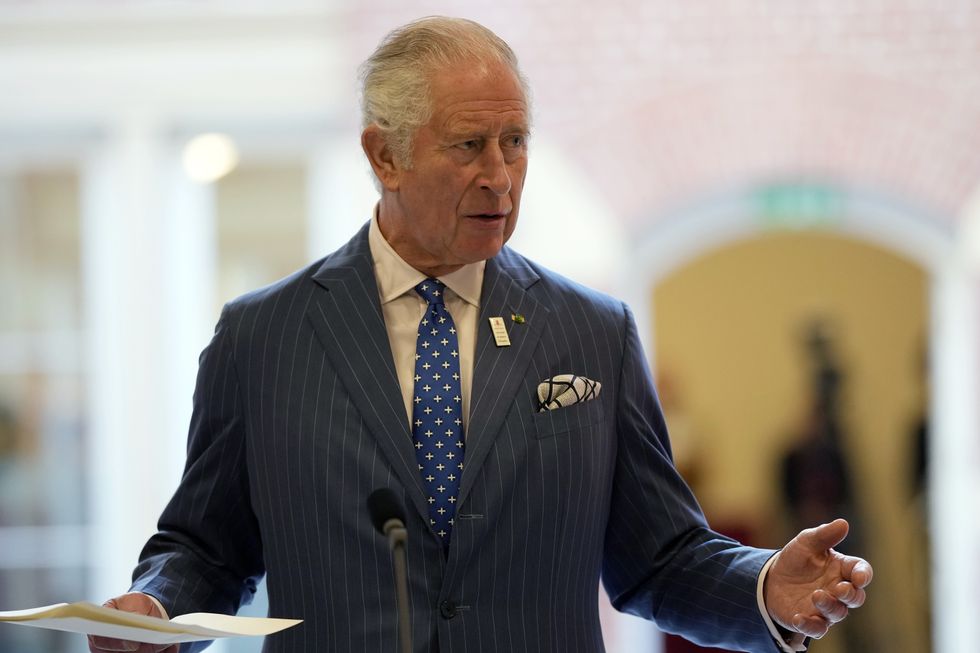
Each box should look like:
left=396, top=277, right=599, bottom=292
left=377, top=60, right=530, bottom=276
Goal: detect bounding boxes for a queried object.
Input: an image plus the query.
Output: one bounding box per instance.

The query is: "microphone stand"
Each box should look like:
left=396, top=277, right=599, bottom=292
left=383, top=518, right=412, bottom=653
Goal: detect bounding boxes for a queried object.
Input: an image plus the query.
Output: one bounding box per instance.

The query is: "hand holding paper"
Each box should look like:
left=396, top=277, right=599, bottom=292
left=0, top=593, right=301, bottom=651
left=88, top=593, right=176, bottom=653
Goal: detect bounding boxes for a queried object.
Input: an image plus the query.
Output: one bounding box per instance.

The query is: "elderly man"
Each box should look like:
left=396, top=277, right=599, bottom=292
left=90, top=16, right=870, bottom=653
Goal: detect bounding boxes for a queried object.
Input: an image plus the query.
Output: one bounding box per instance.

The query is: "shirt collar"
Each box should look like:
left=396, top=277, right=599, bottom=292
left=368, top=205, right=484, bottom=308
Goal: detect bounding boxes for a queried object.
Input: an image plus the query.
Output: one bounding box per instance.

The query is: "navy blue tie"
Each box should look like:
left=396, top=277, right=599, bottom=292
left=412, top=279, right=465, bottom=545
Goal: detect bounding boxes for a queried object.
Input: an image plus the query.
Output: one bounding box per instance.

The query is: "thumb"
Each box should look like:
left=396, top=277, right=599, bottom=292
left=798, top=518, right=849, bottom=552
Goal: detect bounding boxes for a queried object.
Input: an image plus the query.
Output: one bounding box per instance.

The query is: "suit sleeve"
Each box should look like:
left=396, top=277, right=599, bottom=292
left=129, top=304, right=265, bottom=648
left=601, top=304, right=783, bottom=652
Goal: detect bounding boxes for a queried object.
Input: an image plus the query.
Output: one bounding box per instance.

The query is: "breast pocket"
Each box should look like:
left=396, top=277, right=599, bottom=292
left=532, top=398, right=605, bottom=439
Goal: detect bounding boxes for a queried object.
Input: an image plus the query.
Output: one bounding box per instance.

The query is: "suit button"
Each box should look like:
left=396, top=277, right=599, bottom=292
left=439, top=600, right=457, bottom=619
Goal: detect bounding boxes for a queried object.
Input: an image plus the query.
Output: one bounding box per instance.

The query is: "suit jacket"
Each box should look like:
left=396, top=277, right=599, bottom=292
left=131, top=223, right=780, bottom=652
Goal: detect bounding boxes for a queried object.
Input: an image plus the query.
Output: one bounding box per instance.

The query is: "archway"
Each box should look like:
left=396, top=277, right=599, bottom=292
left=623, top=182, right=977, bottom=652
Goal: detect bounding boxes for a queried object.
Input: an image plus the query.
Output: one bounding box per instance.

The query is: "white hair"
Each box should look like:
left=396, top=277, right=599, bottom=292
left=358, top=16, right=531, bottom=167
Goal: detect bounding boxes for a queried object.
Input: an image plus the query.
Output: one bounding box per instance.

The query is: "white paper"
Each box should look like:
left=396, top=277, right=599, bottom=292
left=0, top=602, right=302, bottom=644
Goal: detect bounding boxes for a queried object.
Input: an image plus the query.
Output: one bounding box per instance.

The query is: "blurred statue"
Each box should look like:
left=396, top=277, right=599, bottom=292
left=781, top=320, right=855, bottom=537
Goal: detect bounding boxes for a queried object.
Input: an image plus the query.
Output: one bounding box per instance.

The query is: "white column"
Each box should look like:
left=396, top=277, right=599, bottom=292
left=161, top=156, right=217, bottom=481
left=81, top=116, right=218, bottom=603
left=305, top=132, right=379, bottom=261
left=929, top=257, right=980, bottom=653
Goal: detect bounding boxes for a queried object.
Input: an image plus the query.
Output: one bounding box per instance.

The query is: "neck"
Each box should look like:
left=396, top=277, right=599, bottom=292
left=377, top=197, right=465, bottom=278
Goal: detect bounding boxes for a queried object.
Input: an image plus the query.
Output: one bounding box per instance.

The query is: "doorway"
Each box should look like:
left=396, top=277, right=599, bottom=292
left=653, top=231, right=928, bottom=653
left=627, top=183, right=974, bottom=652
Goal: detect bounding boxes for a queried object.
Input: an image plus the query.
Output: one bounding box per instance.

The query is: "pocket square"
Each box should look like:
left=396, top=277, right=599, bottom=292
left=537, top=374, right=601, bottom=412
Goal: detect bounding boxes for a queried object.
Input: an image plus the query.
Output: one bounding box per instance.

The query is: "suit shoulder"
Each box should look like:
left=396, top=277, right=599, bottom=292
left=498, top=247, right=626, bottom=321
left=221, top=223, right=372, bottom=323
left=221, top=258, right=324, bottom=321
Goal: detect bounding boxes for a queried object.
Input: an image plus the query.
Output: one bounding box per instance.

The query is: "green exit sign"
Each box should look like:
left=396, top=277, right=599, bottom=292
left=753, top=185, right=843, bottom=229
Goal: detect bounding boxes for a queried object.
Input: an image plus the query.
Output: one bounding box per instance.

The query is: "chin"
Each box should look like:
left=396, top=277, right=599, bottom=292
left=472, top=241, right=507, bottom=262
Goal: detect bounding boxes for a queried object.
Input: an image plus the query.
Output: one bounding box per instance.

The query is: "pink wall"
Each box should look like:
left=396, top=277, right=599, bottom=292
left=349, top=2, right=980, bottom=225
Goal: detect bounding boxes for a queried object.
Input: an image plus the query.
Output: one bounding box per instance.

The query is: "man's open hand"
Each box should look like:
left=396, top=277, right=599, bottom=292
left=765, top=519, right=873, bottom=639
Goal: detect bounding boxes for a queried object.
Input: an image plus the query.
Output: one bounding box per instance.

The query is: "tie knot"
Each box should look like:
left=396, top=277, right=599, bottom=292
left=415, top=278, right=445, bottom=306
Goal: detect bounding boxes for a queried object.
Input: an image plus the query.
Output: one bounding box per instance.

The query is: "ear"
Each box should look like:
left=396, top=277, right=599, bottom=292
left=361, top=125, right=401, bottom=192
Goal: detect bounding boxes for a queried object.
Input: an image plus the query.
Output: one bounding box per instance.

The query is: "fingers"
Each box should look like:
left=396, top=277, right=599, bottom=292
left=813, top=589, right=849, bottom=621
left=798, top=518, right=849, bottom=552
left=792, top=587, right=853, bottom=639
left=828, top=581, right=867, bottom=608
left=792, top=613, right=831, bottom=639
left=88, top=635, right=139, bottom=652
left=104, top=593, right=162, bottom=617
left=88, top=636, right=176, bottom=653
left=841, top=556, right=874, bottom=588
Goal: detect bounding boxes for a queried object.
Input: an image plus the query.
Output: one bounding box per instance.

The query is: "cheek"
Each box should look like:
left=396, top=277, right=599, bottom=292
left=511, top=161, right=528, bottom=193
left=506, top=213, right=519, bottom=240
left=509, top=174, right=525, bottom=208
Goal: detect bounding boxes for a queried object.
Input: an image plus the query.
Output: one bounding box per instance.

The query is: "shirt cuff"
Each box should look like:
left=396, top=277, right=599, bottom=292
left=757, top=552, right=808, bottom=652
left=141, top=593, right=170, bottom=620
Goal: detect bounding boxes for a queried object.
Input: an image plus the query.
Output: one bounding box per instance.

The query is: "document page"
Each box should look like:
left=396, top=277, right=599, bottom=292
left=0, top=602, right=302, bottom=644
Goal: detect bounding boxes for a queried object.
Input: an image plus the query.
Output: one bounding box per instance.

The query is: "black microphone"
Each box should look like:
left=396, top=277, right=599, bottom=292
left=368, top=487, right=407, bottom=538
left=367, top=488, right=412, bottom=653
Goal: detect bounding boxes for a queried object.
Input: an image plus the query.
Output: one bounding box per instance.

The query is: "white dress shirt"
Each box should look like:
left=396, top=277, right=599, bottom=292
left=367, top=211, right=483, bottom=431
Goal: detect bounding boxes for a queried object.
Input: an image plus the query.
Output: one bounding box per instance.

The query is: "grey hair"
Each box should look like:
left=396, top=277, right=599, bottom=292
left=358, top=16, right=531, bottom=168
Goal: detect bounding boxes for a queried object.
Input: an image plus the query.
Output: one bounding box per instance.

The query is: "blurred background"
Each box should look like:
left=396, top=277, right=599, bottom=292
left=1, top=1, right=979, bottom=652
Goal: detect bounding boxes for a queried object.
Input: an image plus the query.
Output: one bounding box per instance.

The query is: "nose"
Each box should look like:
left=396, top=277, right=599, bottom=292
left=478, top=144, right=511, bottom=196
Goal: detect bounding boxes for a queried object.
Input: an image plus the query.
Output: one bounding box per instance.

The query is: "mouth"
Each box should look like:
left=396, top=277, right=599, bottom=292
left=466, top=211, right=510, bottom=221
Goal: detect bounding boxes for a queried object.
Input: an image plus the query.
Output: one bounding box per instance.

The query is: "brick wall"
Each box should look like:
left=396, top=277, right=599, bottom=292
left=350, top=1, right=980, bottom=224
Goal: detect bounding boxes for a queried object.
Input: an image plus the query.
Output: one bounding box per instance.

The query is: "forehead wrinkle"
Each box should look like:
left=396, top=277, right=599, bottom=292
left=441, top=104, right=529, bottom=137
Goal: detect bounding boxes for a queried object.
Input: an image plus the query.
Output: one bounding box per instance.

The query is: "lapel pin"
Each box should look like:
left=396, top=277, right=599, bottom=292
left=511, top=313, right=525, bottom=324
left=488, top=316, right=512, bottom=347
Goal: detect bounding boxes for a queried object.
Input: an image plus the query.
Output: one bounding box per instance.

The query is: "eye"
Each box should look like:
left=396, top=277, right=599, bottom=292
left=504, top=134, right=527, bottom=148
left=455, top=139, right=479, bottom=151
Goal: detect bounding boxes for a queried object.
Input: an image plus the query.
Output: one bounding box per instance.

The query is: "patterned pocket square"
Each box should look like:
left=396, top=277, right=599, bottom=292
left=537, top=374, right=601, bottom=412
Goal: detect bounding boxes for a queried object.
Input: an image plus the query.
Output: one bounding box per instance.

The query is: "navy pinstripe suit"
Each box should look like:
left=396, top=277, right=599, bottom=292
left=130, top=223, right=781, bottom=652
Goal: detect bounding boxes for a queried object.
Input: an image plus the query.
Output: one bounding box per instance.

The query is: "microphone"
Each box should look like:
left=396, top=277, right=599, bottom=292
left=367, top=488, right=412, bottom=653
left=368, top=487, right=407, bottom=539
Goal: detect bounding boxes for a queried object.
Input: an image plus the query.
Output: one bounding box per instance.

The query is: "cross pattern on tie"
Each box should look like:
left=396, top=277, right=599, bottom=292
left=412, top=278, right=465, bottom=545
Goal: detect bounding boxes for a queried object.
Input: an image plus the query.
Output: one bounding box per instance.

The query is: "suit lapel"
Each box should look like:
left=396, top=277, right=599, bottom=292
left=457, top=251, right=547, bottom=506
left=304, top=232, right=548, bottom=527
left=305, top=227, right=429, bottom=523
